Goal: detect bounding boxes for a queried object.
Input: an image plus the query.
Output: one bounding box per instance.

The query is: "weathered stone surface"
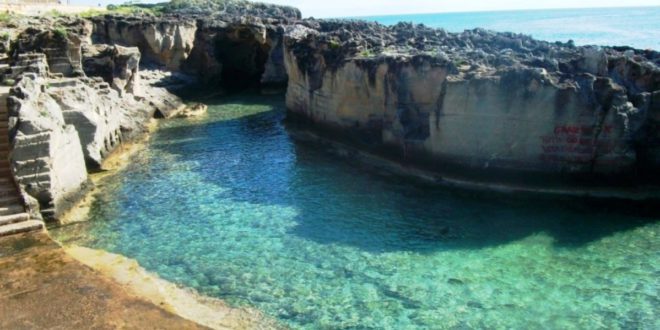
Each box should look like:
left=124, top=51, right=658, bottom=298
left=8, top=73, right=90, bottom=220
left=92, top=17, right=197, bottom=71
left=12, top=19, right=93, bottom=77
left=91, top=14, right=289, bottom=89
left=83, top=44, right=141, bottom=95
left=4, top=19, right=189, bottom=220
left=283, top=21, right=660, bottom=184
left=3, top=1, right=659, bottom=206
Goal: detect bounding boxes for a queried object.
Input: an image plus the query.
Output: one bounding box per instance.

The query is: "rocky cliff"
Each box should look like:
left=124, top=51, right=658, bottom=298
left=90, top=8, right=294, bottom=89
left=3, top=16, right=189, bottom=220
left=282, top=21, right=660, bottom=186
left=3, top=1, right=660, bottom=220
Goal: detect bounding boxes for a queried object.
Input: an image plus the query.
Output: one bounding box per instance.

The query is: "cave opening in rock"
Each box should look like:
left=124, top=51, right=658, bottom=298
left=213, top=31, right=271, bottom=91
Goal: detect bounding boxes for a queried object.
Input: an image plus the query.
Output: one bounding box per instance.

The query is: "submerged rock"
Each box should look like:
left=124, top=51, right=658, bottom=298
left=176, top=103, right=208, bottom=118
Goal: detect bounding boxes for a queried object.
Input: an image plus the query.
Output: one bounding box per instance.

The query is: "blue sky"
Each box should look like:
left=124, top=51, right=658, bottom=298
left=71, top=0, right=660, bottom=18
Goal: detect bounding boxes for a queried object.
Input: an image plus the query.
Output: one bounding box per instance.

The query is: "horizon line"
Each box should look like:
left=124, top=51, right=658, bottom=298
left=322, top=4, right=660, bottom=19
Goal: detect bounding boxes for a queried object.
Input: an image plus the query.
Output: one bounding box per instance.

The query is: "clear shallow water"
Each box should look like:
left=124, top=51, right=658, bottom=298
left=357, top=7, right=660, bottom=50
left=53, top=94, right=659, bottom=329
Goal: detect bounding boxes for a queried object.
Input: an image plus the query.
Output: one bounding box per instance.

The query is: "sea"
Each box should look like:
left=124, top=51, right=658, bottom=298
left=52, top=93, right=659, bottom=329
left=356, top=6, right=660, bottom=50
left=49, top=6, right=660, bottom=330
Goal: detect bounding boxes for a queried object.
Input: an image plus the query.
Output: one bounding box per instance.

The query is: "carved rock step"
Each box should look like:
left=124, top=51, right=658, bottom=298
left=0, top=204, right=24, bottom=216
left=15, top=172, right=49, bottom=183
left=0, top=187, right=20, bottom=198
left=13, top=132, right=51, bottom=145
left=0, top=195, right=21, bottom=206
left=46, top=79, right=80, bottom=88
left=0, top=220, right=44, bottom=237
left=0, top=212, right=29, bottom=226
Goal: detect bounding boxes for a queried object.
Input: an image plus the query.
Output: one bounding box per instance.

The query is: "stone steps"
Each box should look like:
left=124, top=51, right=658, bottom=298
left=0, top=176, right=13, bottom=185
left=13, top=156, right=48, bottom=166
left=47, top=79, right=80, bottom=88
left=11, top=137, right=51, bottom=162
left=0, top=186, right=20, bottom=198
left=0, top=87, right=42, bottom=237
left=0, top=212, right=29, bottom=226
left=0, top=220, right=44, bottom=237
left=14, top=131, right=51, bottom=144
left=15, top=172, right=49, bottom=183
left=0, top=204, right=25, bottom=216
left=0, top=195, right=21, bottom=206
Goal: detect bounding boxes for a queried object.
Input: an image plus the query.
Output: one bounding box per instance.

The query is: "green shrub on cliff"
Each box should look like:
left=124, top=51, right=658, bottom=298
left=162, top=0, right=300, bottom=19
left=0, top=12, right=13, bottom=24
left=103, top=3, right=165, bottom=16
left=79, top=9, right=102, bottom=18
left=359, top=49, right=375, bottom=57
left=53, top=27, right=67, bottom=39
left=328, top=40, right=341, bottom=50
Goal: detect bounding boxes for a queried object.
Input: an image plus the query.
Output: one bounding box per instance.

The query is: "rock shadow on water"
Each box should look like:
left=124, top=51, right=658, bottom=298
left=283, top=147, right=660, bottom=252
left=149, top=94, right=659, bottom=254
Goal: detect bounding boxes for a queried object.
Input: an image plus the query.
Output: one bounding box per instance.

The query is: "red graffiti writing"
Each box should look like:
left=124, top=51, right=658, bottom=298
left=553, top=125, right=614, bottom=135
left=540, top=124, right=619, bottom=164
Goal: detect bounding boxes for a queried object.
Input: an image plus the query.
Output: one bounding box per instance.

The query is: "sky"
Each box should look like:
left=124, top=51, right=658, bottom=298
left=71, top=0, right=660, bottom=18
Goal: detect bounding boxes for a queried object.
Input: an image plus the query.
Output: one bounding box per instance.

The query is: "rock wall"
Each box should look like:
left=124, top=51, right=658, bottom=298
left=83, top=44, right=141, bottom=95
left=4, top=18, right=189, bottom=220
left=13, top=19, right=93, bottom=76
left=91, top=15, right=288, bottom=89
left=8, top=59, right=90, bottom=219
left=91, top=16, right=198, bottom=71
left=283, top=23, right=660, bottom=184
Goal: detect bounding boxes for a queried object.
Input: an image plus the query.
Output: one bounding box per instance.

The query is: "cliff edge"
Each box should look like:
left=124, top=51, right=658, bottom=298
left=2, top=1, right=660, bottom=223
left=282, top=20, right=660, bottom=187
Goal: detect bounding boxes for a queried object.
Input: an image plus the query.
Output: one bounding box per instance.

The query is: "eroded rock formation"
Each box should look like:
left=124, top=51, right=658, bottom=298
left=3, top=17, right=189, bottom=220
left=2, top=0, right=660, bottom=221
left=8, top=54, right=90, bottom=219
left=91, top=11, right=292, bottom=89
left=282, top=21, right=660, bottom=185
left=91, top=16, right=198, bottom=71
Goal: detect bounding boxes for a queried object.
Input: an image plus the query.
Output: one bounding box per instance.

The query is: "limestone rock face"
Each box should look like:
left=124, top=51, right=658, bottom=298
left=8, top=73, right=89, bottom=220
left=83, top=44, right=141, bottom=95
left=184, top=19, right=272, bottom=87
left=4, top=21, right=189, bottom=220
left=92, top=17, right=197, bottom=71
left=283, top=22, right=660, bottom=184
left=13, top=23, right=89, bottom=77
left=92, top=15, right=289, bottom=89
left=47, top=78, right=130, bottom=168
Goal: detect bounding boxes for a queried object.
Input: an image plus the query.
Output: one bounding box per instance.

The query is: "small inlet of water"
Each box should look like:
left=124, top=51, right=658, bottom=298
left=52, top=93, right=659, bottom=329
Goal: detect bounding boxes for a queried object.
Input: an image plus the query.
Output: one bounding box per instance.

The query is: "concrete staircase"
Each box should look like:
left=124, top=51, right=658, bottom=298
left=0, top=85, right=44, bottom=237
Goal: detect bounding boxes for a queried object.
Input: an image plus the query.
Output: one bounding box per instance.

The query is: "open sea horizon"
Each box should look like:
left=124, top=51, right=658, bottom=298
left=350, top=6, right=660, bottom=50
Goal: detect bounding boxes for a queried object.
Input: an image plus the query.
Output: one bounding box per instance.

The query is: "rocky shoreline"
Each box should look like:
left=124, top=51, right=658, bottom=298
left=282, top=20, right=660, bottom=186
left=2, top=2, right=658, bottom=223
left=0, top=1, right=658, bottom=329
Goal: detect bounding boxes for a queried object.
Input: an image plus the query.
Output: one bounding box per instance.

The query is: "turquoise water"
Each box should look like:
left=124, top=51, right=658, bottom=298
left=52, top=95, right=659, bottom=329
left=357, top=7, right=660, bottom=50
